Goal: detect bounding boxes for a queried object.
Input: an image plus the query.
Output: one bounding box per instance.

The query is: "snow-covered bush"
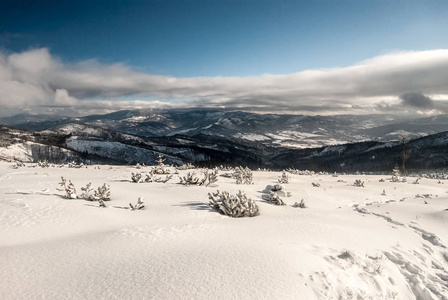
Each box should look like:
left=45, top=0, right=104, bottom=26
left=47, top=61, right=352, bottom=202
left=179, top=172, right=200, bottom=185
left=203, top=169, right=219, bottom=186
left=59, top=177, right=110, bottom=201
left=68, top=161, right=86, bottom=169
left=152, top=154, right=170, bottom=175
left=265, top=184, right=291, bottom=198
left=390, top=166, right=401, bottom=182
left=263, top=191, right=286, bottom=206
left=80, top=183, right=93, bottom=199
left=59, top=176, right=78, bottom=199
left=271, top=184, right=284, bottom=192
left=217, top=165, right=234, bottom=171
left=131, top=172, right=143, bottom=183
left=208, top=190, right=259, bottom=217
left=292, top=199, right=306, bottom=208
left=154, top=174, right=173, bottom=183
left=38, top=160, right=51, bottom=168
left=130, top=197, right=145, bottom=210
left=234, top=166, right=253, bottom=185
left=93, top=184, right=111, bottom=201
left=131, top=171, right=173, bottom=183
left=278, top=171, right=290, bottom=184
left=12, top=161, right=25, bottom=169
left=353, top=179, right=364, bottom=187
left=176, top=163, right=195, bottom=170
left=179, top=170, right=218, bottom=186
left=287, top=168, right=315, bottom=176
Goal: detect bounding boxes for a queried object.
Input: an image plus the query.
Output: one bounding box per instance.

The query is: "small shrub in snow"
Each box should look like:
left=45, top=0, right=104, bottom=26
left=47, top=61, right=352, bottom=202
left=12, top=161, right=25, bottom=169
left=390, top=166, right=401, bottom=182
left=412, top=178, right=420, bottom=184
left=292, top=199, right=306, bottom=208
left=179, top=172, right=200, bottom=185
left=286, top=168, right=315, bottom=176
left=131, top=172, right=144, bottom=183
left=68, top=161, right=86, bottom=169
left=268, top=184, right=290, bottom=197
left=80, top=183, right=94, bottom=200
left=217, top=165, right=234, bottom=171
left=263, top=191, right=286, bottom=206
left=136, top=171, right=173, bottom=183
left=93, top=184, right=111, bottom=201
left=98, top=199, right=107, bottom=208
left=208, top=190, right=259, bottom=217
left=153, top=154, right=170, bottom=175
left=179, top=170, right=218, bottom=186
left=353, top=179, right=364, bottom=187
left=59, top=176, right=78, bottom=199
left=278, top=171, right=290, bottom=184
left=271, top=184, right=284, bottom=192
left=203, top=169, right=219, bottom=186
left=312, top=182, right=320, bottom=187
left=234, top=166, right=253, bottom=185
left=38, top=160, right=51, bottom=168
left=129, top=197, right=145, bottom=210
left=153, top=174, right=173, bottom=183
left=381, top=189, right=386, bottom=196
left=379, top=178, right=385, bottom=182
left=176, top=163, right=195, bottom=170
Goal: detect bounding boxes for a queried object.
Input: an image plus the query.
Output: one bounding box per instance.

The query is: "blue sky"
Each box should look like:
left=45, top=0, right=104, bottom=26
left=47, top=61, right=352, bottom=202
left=1, top=0, right=448, bottom=116
left=2, top=0, right=447, bottom=77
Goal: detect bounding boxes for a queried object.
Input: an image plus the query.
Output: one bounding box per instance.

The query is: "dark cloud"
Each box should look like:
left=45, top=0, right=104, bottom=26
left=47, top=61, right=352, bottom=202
left=400, top=92, right=434, bottom=108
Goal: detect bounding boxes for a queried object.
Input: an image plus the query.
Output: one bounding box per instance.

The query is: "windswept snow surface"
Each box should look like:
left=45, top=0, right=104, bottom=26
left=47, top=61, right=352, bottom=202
left=0, top=162, right=447, bottom=299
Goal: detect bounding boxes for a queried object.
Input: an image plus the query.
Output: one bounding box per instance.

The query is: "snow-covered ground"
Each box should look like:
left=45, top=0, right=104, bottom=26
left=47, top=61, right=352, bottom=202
left=1, top=162, right=447, bottom=299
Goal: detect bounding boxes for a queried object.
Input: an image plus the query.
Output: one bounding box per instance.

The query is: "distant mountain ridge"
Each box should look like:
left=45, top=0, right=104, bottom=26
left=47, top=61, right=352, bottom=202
left=2, top=109, right=448, bottom=150
left=1, top=110, right=447, bottom=172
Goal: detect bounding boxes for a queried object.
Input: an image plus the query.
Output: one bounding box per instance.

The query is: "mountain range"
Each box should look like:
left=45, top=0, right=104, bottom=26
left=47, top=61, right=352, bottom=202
left=1, top=109, right=447, bottom=172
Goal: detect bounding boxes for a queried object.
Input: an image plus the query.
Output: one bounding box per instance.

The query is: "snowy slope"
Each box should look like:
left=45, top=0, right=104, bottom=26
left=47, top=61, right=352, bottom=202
left=1, top=162, right=447, bottom=299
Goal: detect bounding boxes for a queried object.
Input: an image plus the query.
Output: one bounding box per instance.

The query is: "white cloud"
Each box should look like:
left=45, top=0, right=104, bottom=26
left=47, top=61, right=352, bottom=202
left=1, top=48, right=448, bottom=115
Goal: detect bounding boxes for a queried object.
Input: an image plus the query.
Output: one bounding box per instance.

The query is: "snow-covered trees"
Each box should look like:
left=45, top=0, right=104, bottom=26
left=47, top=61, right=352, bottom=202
left=131, top=172, right=144, bottom=183
left=80, top=182, right=93, bottom=199
left=234, top=166, right=253, bottom=185
left=12, top=161, right=25, bottom=169
left=153, top=154, right=170, bottom=175
left=176, top=163, right=195, bottom=170
left=38, top=160, right=51, bottom=168
left=131, top=171, right=173, bottom=183
left=93, top=184, right=111, bottom=201
left=208, top=190, right=259, bottom=217
left=179, top=169, right=218, bottom=186
left=59, top=177, right=110, bottom=202
left=353, top=179, right=364, bottom=187
left=263, top=191, right=286, bottom=206
left=278, top=171, right=290, bottom=184
left=59, top=177, right=78, bottom=199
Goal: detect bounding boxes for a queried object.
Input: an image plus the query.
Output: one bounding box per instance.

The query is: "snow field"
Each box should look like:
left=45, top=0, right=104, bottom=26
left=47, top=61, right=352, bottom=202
left=0, top=162, right=447, bottom=299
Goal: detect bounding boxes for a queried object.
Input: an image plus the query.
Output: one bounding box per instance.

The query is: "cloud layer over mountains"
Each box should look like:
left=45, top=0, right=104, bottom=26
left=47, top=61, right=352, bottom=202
left=1, top=48, right=448, bottom=115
